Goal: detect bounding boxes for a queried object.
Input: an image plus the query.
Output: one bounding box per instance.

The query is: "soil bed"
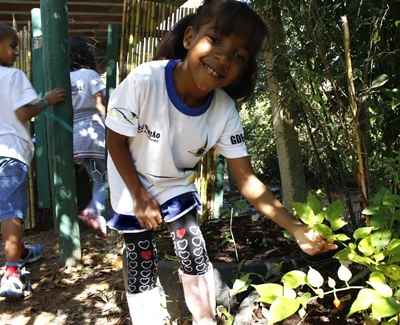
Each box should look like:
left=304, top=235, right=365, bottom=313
left=1, top=215, right=365, bottom=324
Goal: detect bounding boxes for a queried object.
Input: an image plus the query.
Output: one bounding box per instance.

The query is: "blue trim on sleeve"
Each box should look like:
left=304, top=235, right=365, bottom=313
left=165, top=60, right=213, bottom=117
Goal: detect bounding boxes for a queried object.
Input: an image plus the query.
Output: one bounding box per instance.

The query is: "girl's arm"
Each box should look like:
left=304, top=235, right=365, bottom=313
left=107, top=129, right=162, bottom=230
left=15, top=88, right=65, bottom=123
left=95, top=91, right=106, bottom=119
left=227, top=156, right=337, bottom=255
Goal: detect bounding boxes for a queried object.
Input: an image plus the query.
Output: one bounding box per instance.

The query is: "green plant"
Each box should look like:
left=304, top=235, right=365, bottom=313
left=292, top=191, right=350, bottom=243
left=223, top=265, right=400, bottom=324
left=362, top=189, right=400, bottom=235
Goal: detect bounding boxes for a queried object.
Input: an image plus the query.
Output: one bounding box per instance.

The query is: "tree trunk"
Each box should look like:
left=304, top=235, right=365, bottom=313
left=263, top=3, right=307, bottom=208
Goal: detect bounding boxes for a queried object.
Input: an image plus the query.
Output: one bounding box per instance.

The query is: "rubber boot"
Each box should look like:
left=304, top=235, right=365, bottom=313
left=179, top=264, right=217, bottom=325
left=126, top=286, right=169, bottom=325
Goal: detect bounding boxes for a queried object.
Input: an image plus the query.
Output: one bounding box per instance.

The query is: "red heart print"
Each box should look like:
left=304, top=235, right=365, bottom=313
left=140, top=250, right=153, bottom=260
left=176, top=228, right=186, bottom=239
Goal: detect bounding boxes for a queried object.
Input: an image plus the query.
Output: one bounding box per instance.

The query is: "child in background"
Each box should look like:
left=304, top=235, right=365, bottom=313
left=106, top=0, right=337, bottom=323
left=69, top=36, right=108, bottom=238
left=0, top=23, right=65, bottom=298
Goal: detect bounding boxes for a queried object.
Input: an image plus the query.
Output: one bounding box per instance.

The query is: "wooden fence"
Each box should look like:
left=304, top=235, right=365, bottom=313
left=120, top=0, right=195, bottom=79
left=13, top=21, right=37, bottom=230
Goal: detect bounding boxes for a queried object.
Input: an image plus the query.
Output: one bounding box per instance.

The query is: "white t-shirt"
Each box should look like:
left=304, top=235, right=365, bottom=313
left=105, top=60, right=248, bottom=215
left=0, top=66, right=38, bottom=165
left=70, top=68, right=105, bottom=111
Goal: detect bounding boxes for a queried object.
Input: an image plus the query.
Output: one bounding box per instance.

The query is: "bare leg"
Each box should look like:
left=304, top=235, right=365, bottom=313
left=1, top=218, right=24, bottom=263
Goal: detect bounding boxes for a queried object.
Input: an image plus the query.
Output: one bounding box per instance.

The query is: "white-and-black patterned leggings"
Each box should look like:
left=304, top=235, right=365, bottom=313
left=123, top=211, right=210, bottom=294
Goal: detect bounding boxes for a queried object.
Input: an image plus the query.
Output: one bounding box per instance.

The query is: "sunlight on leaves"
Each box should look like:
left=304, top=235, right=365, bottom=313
left=253, top=283, right=283, bottom=304
left=269, top=296, right=300, bottom=324
left=337, top=264, right=352, bottom=282
left=307, top=267, right=324, bottom=288
left=282, top=270, right=307, bottom=289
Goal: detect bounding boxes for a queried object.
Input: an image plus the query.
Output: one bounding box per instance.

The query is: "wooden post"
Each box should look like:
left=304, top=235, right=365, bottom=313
left=212, top=155, right=225, bottom=219
left=341, top=16, right=369, bottom=207
left=106, top=24, right=121, bottom=101
left=40, top=0, right=81, bottom=266
left=31, top=8, right=52, bottom=214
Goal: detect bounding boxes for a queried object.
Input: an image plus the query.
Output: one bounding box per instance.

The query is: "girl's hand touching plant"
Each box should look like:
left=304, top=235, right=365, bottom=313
left=292, top=224, right=338, bottom=255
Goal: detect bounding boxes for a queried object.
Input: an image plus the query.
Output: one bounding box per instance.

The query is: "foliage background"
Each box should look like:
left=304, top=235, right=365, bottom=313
left=241, top=0, right=399, bottom=194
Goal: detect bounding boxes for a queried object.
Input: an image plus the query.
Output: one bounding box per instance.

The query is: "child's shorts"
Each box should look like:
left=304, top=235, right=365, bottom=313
left=108, top=191, right=201, bottom=233
left=0, top=157, right=28, bottom=221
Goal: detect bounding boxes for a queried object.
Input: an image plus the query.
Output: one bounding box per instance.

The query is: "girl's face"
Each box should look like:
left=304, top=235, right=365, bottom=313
left=183, top=22, right=250, bottom=94
left=0, top=36, right=18, bottom=67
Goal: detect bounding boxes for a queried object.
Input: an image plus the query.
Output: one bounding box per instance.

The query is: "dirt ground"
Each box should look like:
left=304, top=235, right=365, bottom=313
left=0, top=230, right=129, bottom=325
left=1, top=214, right=361, bottom=325
left=0, top=213, right=298, bottom=325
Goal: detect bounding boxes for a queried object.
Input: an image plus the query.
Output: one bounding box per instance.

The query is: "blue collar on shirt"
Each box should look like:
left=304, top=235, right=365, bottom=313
left=165, top=60, right=214, bottom=117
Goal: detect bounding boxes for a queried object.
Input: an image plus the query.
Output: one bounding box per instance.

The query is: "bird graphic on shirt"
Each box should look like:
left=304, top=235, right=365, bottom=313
left=188, top=137, right=208, bottom=157
left=110, top=107, right=137, bottom=125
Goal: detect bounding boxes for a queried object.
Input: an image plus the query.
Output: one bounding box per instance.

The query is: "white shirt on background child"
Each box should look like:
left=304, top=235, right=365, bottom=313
left=70, top=68, right=105, bottom=112
left=0, top=66, right=38, bottom=165
left=70, top=68, right=106, bottom=160
left=105, top=60, right=248, bottom=216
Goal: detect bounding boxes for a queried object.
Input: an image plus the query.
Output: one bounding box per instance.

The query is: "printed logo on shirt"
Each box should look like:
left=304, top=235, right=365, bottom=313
left=71, top=80, right=85, bottom=95
left=138, top=123, right=161, bottom=142
left=230, top=133, right=245, bottom=145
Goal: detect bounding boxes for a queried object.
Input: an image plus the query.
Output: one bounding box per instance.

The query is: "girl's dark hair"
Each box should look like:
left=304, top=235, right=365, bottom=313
left=0, top=23, right=18, bottom=42
left=69, top=36, right=96, bottom=71
left=154, top=0, right=268, bottom=100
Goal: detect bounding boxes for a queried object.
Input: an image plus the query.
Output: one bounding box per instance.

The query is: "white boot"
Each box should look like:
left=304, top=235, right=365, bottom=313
left=126, top=286, right=169, bottom=325
left=179, top=264, right=217, bottom=325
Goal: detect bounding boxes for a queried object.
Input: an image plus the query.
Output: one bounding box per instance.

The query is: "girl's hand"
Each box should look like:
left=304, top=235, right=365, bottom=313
left=45, top=88, right=65, bottom=105
left=292, top=224, right=337, bottom=256
left=133, top=189, right=162, bottom=231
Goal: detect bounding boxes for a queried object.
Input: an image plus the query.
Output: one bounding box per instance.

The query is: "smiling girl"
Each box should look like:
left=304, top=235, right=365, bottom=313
left=105, top=1, right=336, bottom=323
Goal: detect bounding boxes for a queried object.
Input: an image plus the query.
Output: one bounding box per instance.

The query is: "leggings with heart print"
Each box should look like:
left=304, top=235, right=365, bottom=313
left=123, top=210, right=210, bottom=294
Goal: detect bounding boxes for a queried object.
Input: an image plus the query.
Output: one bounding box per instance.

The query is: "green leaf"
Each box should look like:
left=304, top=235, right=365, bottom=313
left=312, top=224, right=333, bottom=238
left=370, top=230, right=392, bottom=251
left=387, top=239, right=400, bottom=263
left=307, top=267, right=324, bottom=288
left=382, top=265, right=400, bottom=281
left=297, top=292, right=312, bottom=308
left=216, top=306, right=234, bottom=325
left=367, top=281, right=393, bottom=298
left=374, top=252, right=386, bottom=262
left=338, top=264, right=352, bottom=282
left=325, top=200, right=347, bottom=231
left=368, top=272, right=392, bottom=297
left=388, top=239, right=400, bottom=253
left=348, top=288, right=377, bottom=316
left=328, top=277, right=336, bottom=288
left=371, top=296, right=400, bottom=319
left=253, top=283, right=283, bottom=304
left=369, top=272, right=386, bottom=283
left=307, top=193, right=322, bottom=214
left=358, top=237, right=375, bottom=256
left=282, top=270, right=307, bottom=289
left=371, top=74, right=389, bottom=90
left=292, top=203, right=323, bottom=226
left=329, top=233, right=350, bottom=242
left=353, top=227, right=375, bottom=240
left=269, top=296, right=300, bottom=324
left=230, top=274, right=250, bottom=297
left=336, top=246, right=375, bottom=266
left=362, top=207, right=379, bottom=216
